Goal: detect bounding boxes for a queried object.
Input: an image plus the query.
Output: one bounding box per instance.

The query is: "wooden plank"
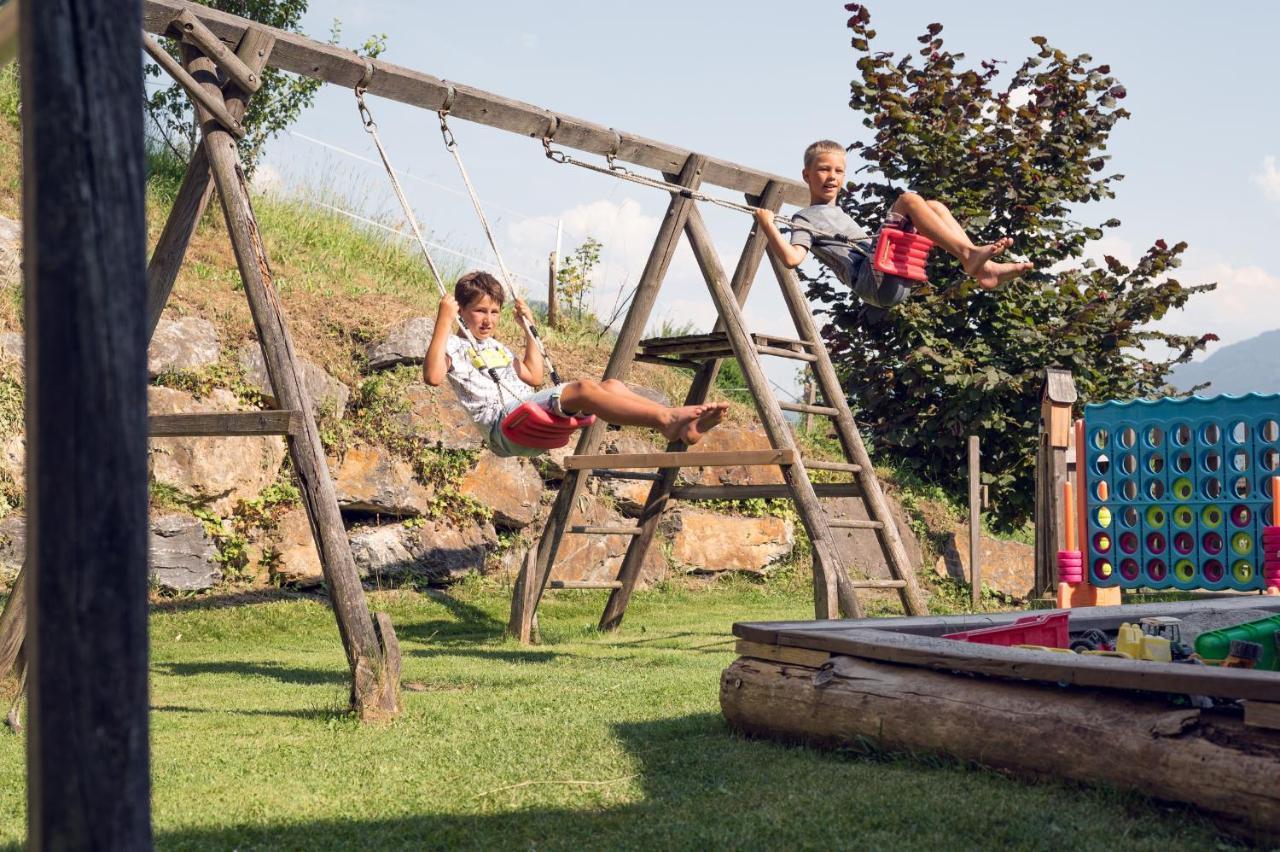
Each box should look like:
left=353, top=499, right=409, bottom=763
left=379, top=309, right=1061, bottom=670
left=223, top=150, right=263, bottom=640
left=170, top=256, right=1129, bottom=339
left=565, top=449, right=796, bottom=471
left=670, top=483, right=861, bottom=501
left=766, top=257, right=928, bottom=617
left=1244, top=701, right=1280, bottom=731
left=511, top=155, right=707, bottom=643
left=587, top=469, right=664, bottom=482
left=721, top=656, right=1280, bottom=837
left=598, top=182, right=786, bottom=635
left=755, top=344, right=817, bottom=362
left=198, top=71, right=398, bottom=718
left=969, top=435, right=981, bottom=610
left=634, top=354, right=705, bottom=370
left=141, top=34, right=245, bottom=136
left=22, top=0, right=153, bottom=843
left=850, top=580, right=907, bottom=589
left=551, top=580, right=624, bottom=590
left=145, top=29, right=273, bottom=340
left=140, top=0, right=809, bottom=206
left=148, top=410, right=298, bottom=437
left=173, top=8, right=261, bottom=93
left=780, top=401, right=837, bottom=417
left=734, top=639, right=829, bottom=668
left=827, top=519, right=883, bottom=530
left=802, top=459, right=862, bottom=474
left=770, top=626, right=1280, bottom=702
left=567, top=525, right=641, bottom=536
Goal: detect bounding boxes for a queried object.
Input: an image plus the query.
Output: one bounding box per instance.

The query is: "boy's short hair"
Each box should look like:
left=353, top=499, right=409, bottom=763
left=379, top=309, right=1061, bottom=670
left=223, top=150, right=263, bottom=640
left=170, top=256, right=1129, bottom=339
left=454, top=271, right=505, bottom=308
left=803, top=140, right=846, bottom=169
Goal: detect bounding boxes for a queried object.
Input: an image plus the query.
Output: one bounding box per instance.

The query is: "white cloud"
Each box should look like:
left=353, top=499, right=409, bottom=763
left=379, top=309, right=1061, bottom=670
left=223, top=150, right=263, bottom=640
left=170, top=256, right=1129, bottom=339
left=1252, top=156, right=1280, bottom=202
left=1156, top=253, right=1280, bottom=348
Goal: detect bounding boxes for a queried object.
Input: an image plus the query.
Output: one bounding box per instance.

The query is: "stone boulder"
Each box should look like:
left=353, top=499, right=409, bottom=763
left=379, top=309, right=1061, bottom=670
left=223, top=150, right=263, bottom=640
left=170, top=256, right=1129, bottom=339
left=934, top=523, right=1036, bottom=600
left=266, top=506, right=323, bottom=587
left=683, top=425, right=785, bottom=487
left=150, top=513, right=221, bottom=592
left=349, top=518, right=497, bottom=583
left=396, top=383, right=484, bottom=450
left=332, top=444, right=433, bottom=517
left=148, top=316, right=220, bottom=378
left=148, top=386, right=288, bottom=515
left=238, top=344, right=349, bottom=419
left=545, top=499, right=667, bottom=587
left=0, top=331, right=22, bottom=369
left=668, top=509, right=794, bottom=573
left=0, top=433, right=22, bottom=489
left=459, top=453, right=543, bottom=529
left=826, top=492, right=924, bottom=582
left=0, top=215, right=19, bottom=288
left=0, top=514, right=24, bottom=580
left=367, top=316, right=434, bottom=370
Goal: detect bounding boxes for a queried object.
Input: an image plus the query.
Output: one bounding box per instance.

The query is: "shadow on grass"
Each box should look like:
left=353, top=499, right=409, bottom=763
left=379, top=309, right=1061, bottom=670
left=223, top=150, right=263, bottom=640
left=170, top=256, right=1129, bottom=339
left=151, top=660, right=345, bottom=686
left=150, top=712, right=1237, bottom=851
left=148, top=587, right=314, bottom=614
left=151, top=704, right=343, bottom=721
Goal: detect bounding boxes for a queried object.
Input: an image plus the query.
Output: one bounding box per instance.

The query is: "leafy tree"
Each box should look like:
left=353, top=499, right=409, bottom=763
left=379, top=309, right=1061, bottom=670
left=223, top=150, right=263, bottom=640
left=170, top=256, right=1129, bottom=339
left=144, top=1, right=385, bottom=175
left=808, top=5, right=1216, bottom=530
left=557, top=237, right=602, bottom=322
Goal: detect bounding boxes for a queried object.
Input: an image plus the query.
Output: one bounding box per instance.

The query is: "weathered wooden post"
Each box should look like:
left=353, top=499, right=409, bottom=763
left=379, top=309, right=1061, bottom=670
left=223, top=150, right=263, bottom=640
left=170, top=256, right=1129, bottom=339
left=23, top=0, right=153, bottom=845
left=1035, top=368, right=1077, bottom=596
left=968, top=435, right=981, bottom=610
left=546, top=249, right=559, bottom=329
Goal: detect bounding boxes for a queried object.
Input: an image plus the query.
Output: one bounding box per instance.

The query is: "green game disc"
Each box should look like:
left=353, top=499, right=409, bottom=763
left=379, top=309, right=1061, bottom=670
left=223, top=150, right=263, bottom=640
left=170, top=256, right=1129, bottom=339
left=1231, top=532, right=1253, bottom=555
left=1202, top=506, right=1223, bottom=527
left=1172, top=477, right=1193, bottom=500
left=1145, top=506, right=1166, bottom=527
left=1174, top=559, right=1196, bottom=582
left=1173, top=506, right=1194, bottom=528
left=1233, top=560, right=1253, bottom=582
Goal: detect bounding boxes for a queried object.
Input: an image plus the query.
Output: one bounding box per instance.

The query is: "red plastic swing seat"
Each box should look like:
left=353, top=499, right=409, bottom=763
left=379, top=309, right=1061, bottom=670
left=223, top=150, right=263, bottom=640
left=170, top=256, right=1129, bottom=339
left=872, top=226, right=934, bottom=283
left=499, top=401, right=596, bottom=450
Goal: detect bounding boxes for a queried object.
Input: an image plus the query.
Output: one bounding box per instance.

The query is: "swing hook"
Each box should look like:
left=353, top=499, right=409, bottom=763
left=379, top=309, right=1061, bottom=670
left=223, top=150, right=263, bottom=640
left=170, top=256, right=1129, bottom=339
left=437, top=83, right=458, bottom=150
left=355, top=59, right=377, bottom=130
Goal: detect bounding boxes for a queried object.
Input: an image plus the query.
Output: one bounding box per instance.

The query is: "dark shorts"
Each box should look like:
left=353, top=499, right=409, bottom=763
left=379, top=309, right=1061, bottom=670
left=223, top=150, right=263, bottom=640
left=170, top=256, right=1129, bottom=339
left=849, top=247, right=912, bottom=312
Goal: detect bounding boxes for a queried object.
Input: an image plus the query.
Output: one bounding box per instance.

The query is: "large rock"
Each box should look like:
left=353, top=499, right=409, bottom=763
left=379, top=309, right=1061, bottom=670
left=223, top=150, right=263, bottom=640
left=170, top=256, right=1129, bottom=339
left=683, top=425, right=785, bottom=487
left=396, top=383, right=484, bottom=450
left=267, top=506, right=323, bottom=587
left=668, top=509, right=794, bottom=574
left=600, top=433, right=663, bottom=514
left=0, top=433, right=22, bottom=489
left=827, top=491, right=925, bottom=581
left=546, top=499, right=667, bottom=587
left=367, top=316, right=434, bottom=370
left=150, top=513, right=221, bottom=592
left=332, top=444, right=433, bottom=516
left=0, top=215, right=19, bottom=288
left=0, top=331, right=22, bottom=369
left=934, top=523, right=1035, bottom=600
left=0, top=514, right=23, bottom=580
left=459, top=453, right=543, bottom=529
left=238, top=344, right=349, bottom=419
left=149, top=316, right=220, bottom=377
left=148, top=386, right=288, bottom=515
left=349, top=518, right=497, bottom=583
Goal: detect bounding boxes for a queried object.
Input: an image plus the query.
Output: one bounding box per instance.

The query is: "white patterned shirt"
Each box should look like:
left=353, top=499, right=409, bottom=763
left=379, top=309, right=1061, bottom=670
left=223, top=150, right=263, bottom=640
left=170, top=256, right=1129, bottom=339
left=445, top=334, right=532, bottom=432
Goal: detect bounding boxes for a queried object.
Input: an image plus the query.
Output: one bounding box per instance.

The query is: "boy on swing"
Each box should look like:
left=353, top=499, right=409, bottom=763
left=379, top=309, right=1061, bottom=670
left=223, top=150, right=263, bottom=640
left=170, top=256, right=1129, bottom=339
left=425, top=271, right=729, bottom=457
left=754, top=140, right=1032, bottom=316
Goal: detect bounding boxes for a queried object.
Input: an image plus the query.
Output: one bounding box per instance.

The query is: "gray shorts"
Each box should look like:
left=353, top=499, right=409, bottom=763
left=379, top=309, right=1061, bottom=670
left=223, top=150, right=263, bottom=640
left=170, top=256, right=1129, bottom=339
left=486, top=384, right=573, bottom=458
left=850, top=210, right=915, bottom=311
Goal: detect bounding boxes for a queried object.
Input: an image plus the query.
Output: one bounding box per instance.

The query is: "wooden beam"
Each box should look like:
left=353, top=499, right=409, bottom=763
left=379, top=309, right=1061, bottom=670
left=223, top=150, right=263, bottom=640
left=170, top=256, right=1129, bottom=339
left=173, top=8, right=261, bottom=93
left=140, top=0, right=810, bottom=206
left=148, top=410, right=299, bottom=437
left=567, top=525, right=641, bottom=536
left=827, top=519, right=883, bottom=530
left=22, top=0, right=152, bottom=844
left=969, top=435, right=982, bottom=610
left=551, top=580, right=624, bottom=590
left=670, top=483, right=861, bottom=501
left=779, top=401, right=837, bottom=417
left=734, top=639, right=830, bottom=668
left=803, top=459, right=863, bottom=474
left=142, top=34, right=245, bottom=136
left=565, top=449, right=797, bottom=471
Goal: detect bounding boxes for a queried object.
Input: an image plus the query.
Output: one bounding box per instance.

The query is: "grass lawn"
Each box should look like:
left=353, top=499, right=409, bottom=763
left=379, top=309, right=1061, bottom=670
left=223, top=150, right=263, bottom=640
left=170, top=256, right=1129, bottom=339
left=0, top=580, right=1237, bottom=851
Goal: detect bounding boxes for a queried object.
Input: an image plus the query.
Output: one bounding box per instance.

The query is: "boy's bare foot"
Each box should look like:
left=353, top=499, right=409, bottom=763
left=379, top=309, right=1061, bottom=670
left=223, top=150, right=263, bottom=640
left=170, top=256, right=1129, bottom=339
left=661, top=403, right=728, bottom=446
left=975, top=259, right=1034, bottom=290
left=959, top=237, right=1012, bottom=279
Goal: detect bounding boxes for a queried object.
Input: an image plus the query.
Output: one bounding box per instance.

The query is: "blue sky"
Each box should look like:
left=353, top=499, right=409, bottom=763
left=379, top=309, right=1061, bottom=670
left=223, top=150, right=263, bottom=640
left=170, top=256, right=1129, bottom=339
left=249, top=0, right=1280, bottom=398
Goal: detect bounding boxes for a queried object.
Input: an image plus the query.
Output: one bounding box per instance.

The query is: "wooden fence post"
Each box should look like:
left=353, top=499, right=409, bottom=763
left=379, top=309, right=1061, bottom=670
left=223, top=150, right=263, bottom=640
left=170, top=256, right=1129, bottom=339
left=23, top=0, right=153, bottom=845
left=546, top=249, right=559, bottom=329
left=969, top=436, right=982, bottom=610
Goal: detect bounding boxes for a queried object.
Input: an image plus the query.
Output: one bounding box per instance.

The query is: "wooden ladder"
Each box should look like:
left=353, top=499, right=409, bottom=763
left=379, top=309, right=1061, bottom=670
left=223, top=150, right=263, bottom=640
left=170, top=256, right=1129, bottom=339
left=508, top=158, right=927, bottom=642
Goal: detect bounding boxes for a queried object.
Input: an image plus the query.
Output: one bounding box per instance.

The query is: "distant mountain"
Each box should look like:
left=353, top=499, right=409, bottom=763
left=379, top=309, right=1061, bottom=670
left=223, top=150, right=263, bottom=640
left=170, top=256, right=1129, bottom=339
left=1169, top=329, right=1280, bottom=396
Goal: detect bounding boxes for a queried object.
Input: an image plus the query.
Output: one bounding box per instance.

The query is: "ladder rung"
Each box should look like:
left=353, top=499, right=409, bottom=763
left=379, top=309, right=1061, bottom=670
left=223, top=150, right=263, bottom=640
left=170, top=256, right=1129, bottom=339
left=804, top=460, right=863, bottom=474
left=670, top=483, right=861, bottom=501
left=849, top=579, right=906, bottom=589
left=638, top=332, right=812, bottom=355
left=568, top=525, right=642, bottom=536
left=755, top=345, right=816, bottom=362
left=588, top=469, right=664, bottom=482
left=148, top=410, right=300, bottom=437
left=550, top=580, right=624, bottom=590
left=827, top=519, right=884, bottom=530
left=565, top=449, right=796, bottom=471
left=780, top=401, right=838, bottom=416
left=634, top=354, right=704, bottom=370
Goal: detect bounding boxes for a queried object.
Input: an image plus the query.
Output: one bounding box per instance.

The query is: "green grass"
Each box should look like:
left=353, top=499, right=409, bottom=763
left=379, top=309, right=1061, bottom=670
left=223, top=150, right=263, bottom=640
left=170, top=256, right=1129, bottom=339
left=0, top=582, right=1236, bottom=850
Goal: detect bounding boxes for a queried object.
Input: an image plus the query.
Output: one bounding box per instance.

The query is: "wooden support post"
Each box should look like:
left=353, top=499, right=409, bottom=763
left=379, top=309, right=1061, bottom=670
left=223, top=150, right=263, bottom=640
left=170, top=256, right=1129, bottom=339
left=145, top=28, right=273, bottom=339
left=195, top=55, right=398, bottom=718
left=1035, top=369, right=1077, bottom=596
left=803, top=377, right=816, bottom=434
left=22, top=0, right=152, bottom=843
left=969, top=435, right=981, bottom=610
left=509, top=154, right=706, bottom=642
left=173, top=8, right=262, bottom=94
left=766, top=257, right=928, bottom=616
left=142, top=34, right=245, bottom=136
left=546, top=249, right=559, bottom=329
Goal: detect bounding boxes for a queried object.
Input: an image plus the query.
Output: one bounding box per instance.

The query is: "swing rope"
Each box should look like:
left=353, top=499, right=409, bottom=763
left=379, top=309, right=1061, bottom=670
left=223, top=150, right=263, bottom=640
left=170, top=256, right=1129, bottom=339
left=437, top=106, right=563, bottom=385
left=354, top=81, right=521, bottom=402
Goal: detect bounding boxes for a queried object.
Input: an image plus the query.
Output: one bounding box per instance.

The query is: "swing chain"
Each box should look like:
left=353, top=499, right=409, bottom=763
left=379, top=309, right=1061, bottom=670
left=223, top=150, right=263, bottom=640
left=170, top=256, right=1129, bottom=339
left=438, top=110, right=457, bottom=151
left=355, top=89, right=376, bottom=132
left=542, top=135, right=568, bottom=165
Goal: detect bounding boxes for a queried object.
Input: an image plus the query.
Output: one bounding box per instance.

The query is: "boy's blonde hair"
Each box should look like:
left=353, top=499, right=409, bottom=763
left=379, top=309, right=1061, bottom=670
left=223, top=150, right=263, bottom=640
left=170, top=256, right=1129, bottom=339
left=803, top=140, right=845, bottom=169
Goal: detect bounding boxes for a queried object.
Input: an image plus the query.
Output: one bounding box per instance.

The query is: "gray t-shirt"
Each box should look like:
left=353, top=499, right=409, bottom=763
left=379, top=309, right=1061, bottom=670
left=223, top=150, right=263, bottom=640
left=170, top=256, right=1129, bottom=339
left=789, top=204, right=870, bottom=288
left=445, top=334, right=532, bottom=434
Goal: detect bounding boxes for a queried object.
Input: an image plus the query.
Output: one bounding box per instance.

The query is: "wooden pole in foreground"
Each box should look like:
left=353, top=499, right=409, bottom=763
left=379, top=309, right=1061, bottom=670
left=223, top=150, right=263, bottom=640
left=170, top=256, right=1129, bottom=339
left=968, top=436, right=981, bottom=610
left=23, top=0, right=152, bottom=845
